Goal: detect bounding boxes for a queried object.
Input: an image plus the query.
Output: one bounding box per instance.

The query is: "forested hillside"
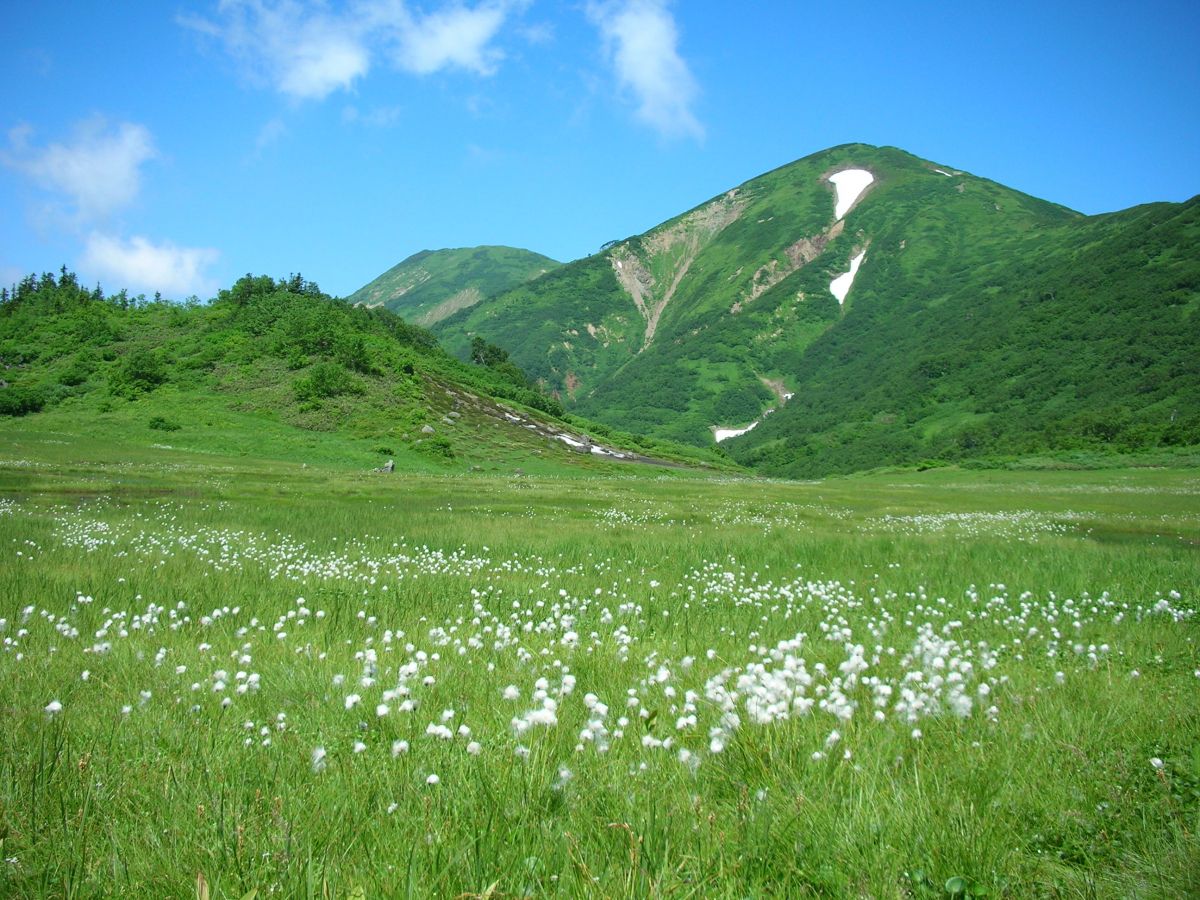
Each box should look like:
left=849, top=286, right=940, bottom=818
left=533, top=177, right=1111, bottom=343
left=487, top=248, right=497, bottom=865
left=0, top=270, right=721, bottom=472
left=731, top=196, right=1200, bottom=475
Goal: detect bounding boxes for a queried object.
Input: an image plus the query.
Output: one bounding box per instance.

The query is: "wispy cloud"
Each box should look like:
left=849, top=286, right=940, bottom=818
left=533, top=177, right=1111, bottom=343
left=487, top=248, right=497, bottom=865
left=586, top=0, right=702, bottom=140
left=3, top=117, right=219, bottom=297
left=389, top=2, right=513, bottom=76
left=254, top=117, right=288, bottom=154
left=182, top=0, right=525, bottom=102
left=517, top=20, right=555, bottom=46
left=82, top=233, right=220, bottom=298
left=180, top=0, right=369, bottom=100
left=3, top=117, right=156, bottom=222
left=342, top=104, right=403, bottom=127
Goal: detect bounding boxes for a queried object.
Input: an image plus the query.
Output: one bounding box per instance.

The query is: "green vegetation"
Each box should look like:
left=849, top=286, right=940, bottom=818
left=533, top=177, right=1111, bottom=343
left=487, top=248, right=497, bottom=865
left=2, top=144, right=1197, bottom=899
left=0, top=438, right=1196, bottom=896
left=425, top=145, right=1199, bottom=475
left=346, top=246, right=560, bottom=326
left=733, top=192, right=1200, bottom=477
left=0, top=269, right=726, bottom=475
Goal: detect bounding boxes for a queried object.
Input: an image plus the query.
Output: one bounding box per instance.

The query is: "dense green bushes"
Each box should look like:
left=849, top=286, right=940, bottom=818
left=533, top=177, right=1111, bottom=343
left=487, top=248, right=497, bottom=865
left=294, top=362, right=363, bottom=403
left=0, top=270, right=565, bottom=431
left=0, top=385, right=45, bottom=416
left=110, top=348, right=167, bottom=397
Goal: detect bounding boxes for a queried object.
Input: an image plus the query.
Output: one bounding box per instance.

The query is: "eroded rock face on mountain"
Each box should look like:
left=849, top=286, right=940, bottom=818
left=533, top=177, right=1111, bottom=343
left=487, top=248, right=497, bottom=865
left=733, top=218, right=847, bottom=313
left=607, top=190, right=747, bottom=349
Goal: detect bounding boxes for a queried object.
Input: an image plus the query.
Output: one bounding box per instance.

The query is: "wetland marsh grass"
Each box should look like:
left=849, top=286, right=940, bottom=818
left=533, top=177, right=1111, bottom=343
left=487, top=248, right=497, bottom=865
left=0, top=442, right=1197, bottom=897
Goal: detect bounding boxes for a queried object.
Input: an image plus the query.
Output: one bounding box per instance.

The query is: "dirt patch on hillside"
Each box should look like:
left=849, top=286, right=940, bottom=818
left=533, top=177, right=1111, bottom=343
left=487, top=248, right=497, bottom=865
left=419, top=287, right=483, bottom=326
left=734, top=219, right=845, bottom=313
left=759, top=376, right=791, bottom=404
left=608, top=190, right=747, bottom=349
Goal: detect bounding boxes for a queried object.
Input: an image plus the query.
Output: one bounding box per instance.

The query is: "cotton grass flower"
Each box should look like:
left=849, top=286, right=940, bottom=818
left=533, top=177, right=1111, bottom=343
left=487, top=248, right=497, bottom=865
left=311, top=746, right=327, bottom=773
left=44, top=700, right=63, bottom=716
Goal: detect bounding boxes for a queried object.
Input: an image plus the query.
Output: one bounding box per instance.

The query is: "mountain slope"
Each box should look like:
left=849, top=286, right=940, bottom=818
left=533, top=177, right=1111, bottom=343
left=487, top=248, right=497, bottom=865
left=0, top=271, right=725, bottom=474
left=730, top=194, right=1200, bottom=475
left=431, top=144, right=1198, bottom=470
left=347, top=246, right=559, bottom=327
left=433, top=145, right=1076, bottom=434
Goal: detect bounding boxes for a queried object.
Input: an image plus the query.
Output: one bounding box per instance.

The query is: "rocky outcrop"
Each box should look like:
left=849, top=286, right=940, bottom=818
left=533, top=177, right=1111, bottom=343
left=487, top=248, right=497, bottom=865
left=608, top=190, right=747, bottom=350
left=733, top=219, right=845, bottom=313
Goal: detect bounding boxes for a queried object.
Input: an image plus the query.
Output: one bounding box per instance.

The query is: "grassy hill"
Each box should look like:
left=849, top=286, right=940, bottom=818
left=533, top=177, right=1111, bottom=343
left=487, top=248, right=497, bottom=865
left=347, top=246, right=559, bottom=327
left=0, top=270, right=726, bottom=476
left=429, top=144, right=1199, bottom=473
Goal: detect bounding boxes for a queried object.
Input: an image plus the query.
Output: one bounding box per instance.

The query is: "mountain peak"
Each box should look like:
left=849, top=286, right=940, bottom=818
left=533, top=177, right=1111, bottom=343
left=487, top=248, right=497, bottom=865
left=413, top=148, right=1196, bottom=474
left=347, top=246, right=560, bottom=326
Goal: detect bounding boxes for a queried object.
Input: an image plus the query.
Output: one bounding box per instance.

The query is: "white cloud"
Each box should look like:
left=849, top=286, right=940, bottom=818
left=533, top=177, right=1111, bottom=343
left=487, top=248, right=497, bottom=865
left=278, top=29, right=369, bottom=99
left=181, top=0, right=369, bottom=101
left=4, top=117, right=156, bottom=221
left=389, top=2, right=511, bottom=76
left=182, top=1, right=524, bottom=101
left=82, top=233, right=220, bottom=298
left=5, top=118, right=218, bottom=297
left=587, top=0, right=702, bottom=139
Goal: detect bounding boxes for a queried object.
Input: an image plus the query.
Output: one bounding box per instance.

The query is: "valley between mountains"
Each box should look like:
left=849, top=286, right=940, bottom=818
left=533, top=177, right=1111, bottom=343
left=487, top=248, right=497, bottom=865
left=3, top=143, right=1198, bottom=899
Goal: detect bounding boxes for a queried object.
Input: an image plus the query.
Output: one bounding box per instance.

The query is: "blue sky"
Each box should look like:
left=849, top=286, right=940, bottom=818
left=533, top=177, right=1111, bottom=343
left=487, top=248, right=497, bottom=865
left=2, top=0, right=1198, bottom=299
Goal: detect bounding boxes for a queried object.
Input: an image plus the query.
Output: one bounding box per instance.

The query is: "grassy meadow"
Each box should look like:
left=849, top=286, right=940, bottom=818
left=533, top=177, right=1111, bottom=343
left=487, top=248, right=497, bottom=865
left=1, top=433, right=1198, bottom=897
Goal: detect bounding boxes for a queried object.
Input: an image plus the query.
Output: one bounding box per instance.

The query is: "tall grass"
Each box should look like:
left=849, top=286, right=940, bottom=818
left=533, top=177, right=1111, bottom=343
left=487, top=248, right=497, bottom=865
left=0, top=445, right=1197, bottom=897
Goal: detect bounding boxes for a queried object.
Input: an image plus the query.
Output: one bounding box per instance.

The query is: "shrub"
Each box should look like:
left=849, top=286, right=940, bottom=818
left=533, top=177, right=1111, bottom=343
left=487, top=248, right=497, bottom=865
left=148, top=416, right=181, bottom=432
left=415, top=434, right=455, bottom=460
left=294, top=363, right=362, bottom=403
left=0, top=385, right=45, bottom=416
left=59, top=358, right=94, bottom=387
left=110, top=349, right=167, bottom=397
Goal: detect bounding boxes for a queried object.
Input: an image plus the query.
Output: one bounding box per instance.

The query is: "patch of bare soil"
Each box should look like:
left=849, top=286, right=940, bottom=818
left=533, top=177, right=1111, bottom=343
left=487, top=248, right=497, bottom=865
left=607, top=190, right=747, bottom=350
left=734, top=219, right=845, bottom=313
left=418, top=287, right=483, bottom=326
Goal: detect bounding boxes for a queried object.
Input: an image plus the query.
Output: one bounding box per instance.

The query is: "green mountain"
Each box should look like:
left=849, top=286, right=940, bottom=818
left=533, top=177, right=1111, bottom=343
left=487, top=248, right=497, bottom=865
left=0, top=270, right=724, bottom=474
left=347, top=246, right=559, bottom=327
left=430, top=144, right=1199, bottom=474
left=731, top=193, right=1200, bottom=476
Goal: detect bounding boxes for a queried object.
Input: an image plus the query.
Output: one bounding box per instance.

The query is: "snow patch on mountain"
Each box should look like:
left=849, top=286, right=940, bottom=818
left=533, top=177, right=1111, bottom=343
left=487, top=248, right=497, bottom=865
left=830, top=250, right=866, bottom=305
left=713, top=420, right=760, bottom=443
left=829, top=169, right=874, bottom=219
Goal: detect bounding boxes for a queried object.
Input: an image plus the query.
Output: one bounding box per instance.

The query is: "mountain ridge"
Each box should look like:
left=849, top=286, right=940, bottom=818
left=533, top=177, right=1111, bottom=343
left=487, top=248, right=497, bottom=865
left=407, top=143, right=1197, bottom=473
left=347, top=245, right=559, bottom=328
